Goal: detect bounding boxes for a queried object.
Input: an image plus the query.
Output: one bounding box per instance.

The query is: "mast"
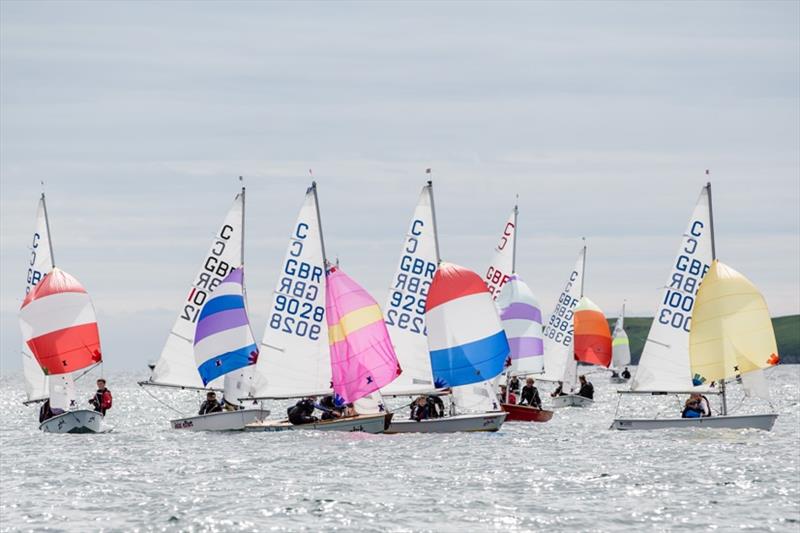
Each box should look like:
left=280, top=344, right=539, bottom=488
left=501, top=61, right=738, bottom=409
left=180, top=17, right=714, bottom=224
left=511, top=199, right=518, bottom=274
left=427, top=178, right=442, bottom=264
left=706, top=179, right=727, bottom=415
left=311, top=181, right=329, bottom=269
left=240, top=177, right=245, bottom=267
left=580, top=237, right=587, bottom=298
left=41, top=192, right=56, bottom=269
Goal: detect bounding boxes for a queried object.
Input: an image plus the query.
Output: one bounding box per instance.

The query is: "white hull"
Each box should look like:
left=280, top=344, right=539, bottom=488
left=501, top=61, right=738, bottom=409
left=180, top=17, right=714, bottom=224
left=171, top=408, right=270, bottom=431
left=244, top=413, right=388, bottom=434
left=610, top=413, right=778, bottom=431
left=39, top=410, right=105, bottom=434
left=386, top=412, right=507, bottom=433
left=551, top=394, right=594, bottom=408
left=609, top=376, right=628, bottom=384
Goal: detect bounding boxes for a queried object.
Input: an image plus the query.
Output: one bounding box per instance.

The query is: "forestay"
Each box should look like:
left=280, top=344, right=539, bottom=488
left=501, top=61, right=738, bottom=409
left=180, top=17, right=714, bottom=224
left=151, top=191, right=244, bottom=389
left=425, top=262, right=509, bottom=388
left=21, top=195, right=53, bottom=403
left=380, top=186, right=438, bottom=395
left=326, top=267, right=400, bottom=403
left=484, top=207, right=516, bottom=300
left=631, top=187, right=712, bottom=392
left=689, top=260, right=779, bottom=386
left=611, top=306, right=631, bottom=368
left=539, top=249, right=584, bottom=382
left=251, top=187, right=330, bottom=398
left=497, top=275, right=544, bottom=375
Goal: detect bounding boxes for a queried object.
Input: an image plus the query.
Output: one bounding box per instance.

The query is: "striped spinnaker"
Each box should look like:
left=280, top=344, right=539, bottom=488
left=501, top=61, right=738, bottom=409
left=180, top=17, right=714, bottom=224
left=497, top=274, right=544, bottom=375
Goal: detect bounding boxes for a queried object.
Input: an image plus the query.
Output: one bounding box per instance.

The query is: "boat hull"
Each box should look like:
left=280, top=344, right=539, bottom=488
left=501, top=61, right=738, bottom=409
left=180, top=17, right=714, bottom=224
left=386, top=412, right=507, bottom=433
left=501, top=403, right=554, bottom=422
left=170, top=408, right=270, bottom=431
left=551, top=394, right=594, bottom=408
left=244, top=413, right=388, bottom=434
left=610, top=413, right=778, bottom=431
left=39, top=410, right=104, bottom=434
left=609, top=376, right=628, bottom=384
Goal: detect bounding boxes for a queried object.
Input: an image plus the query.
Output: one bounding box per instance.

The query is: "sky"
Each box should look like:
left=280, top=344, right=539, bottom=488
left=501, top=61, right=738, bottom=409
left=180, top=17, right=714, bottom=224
left=1, top=1, right=798, bottom=372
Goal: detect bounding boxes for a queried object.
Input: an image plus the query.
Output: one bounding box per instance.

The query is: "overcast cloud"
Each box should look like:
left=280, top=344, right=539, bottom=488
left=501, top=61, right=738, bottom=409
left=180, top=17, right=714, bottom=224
left=1, top=1, right=798, bottom=371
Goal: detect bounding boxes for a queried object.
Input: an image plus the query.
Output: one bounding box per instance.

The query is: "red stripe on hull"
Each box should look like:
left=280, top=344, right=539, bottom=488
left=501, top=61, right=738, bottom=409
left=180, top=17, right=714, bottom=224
left=574, top=334, right=612, bottom=367
left=425, top=262, right=489, bottom=312
left=26, top=322, right=102, bottom=375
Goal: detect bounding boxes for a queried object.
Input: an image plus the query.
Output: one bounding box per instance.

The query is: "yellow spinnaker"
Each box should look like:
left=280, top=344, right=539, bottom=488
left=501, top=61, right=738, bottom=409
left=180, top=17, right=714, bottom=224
left=689, top=260, right=779, bottom=384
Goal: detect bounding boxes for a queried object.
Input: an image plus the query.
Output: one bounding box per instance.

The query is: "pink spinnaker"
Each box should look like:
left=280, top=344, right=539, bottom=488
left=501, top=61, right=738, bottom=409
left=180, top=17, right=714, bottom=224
left=326, top=268, right=401, bottom=403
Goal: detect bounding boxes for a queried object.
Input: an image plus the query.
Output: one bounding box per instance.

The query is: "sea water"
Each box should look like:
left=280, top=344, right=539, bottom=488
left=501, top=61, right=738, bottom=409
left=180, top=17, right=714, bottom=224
left=1, top=366, right=798, bottom=532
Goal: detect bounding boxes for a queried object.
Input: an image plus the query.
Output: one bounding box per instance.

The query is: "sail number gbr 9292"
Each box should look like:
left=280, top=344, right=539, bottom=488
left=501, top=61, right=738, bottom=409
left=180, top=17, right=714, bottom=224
left=385, top=218, right=435, bottom=335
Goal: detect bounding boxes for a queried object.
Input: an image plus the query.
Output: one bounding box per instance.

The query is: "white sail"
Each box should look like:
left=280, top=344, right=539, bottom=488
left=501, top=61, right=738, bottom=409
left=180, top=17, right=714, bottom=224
left=251, top=186, right=330, bottom=398
left=539, top=248, right=585, bottom=382
left=48, top=374, right=77, bottom=411
left=380, top=185, right=438, bottom=395
left=631, top=187, right=713, bottom=392
left=150, top=192, right=244, bottom=389
left=452, top=381, right=500, bottom=414
left=562, top=341, right=578, bottom=392
left=611, top=305, right=631, bottom=368
left=484, top=207, right=516, bottom=300
left=21, top=195, right=53, bottom=403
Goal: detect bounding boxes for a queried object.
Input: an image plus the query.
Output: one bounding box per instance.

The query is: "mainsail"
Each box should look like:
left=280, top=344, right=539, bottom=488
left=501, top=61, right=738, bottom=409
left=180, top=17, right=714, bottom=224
left=573, top=296, right=612, bottom=368
left=631, top=186, right=713, bottom=392
left=497, top=275, right=544, bottom=375
left=380, top=185, right=438, bottom=395
left=326, top=267, right=400, bottom=403
left=689, top=260, right=779, bottom=386
left=539, top=248, right=585, bottom=382
left=150, top=191, right=244, bottom=389
left=21, top=195, right=53, bottom=402
left=611, top=304, right=631, bottom=369
left=193, top=267, right=258, bottom=393
left=251, top=184, right=331, bottom=398
left=425, top=262, right=509, bottom=388
left=485, top=207, right=516, bottom=299
left=19, top=268, right=102, bottom=410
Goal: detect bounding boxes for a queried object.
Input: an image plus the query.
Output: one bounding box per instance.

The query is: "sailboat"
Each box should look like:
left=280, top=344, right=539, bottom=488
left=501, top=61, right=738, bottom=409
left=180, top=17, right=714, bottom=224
left=382, top=181, right=508, bottom=433
left=245, top=182, right=394, bottom=433
left=609, top=303, right=631, bottom=384
left=139, top=185, right=269, bottom=431
left=19, top=194, right=107, bottom=433
left=611, top=182, right=779, bottom=431
left=485, top=204, right=552, bottom=422
left=547, top=242, right=612, bottom=408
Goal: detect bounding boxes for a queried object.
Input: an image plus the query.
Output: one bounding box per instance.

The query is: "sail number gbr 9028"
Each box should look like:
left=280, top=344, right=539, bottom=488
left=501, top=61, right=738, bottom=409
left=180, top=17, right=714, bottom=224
left=182, top=224, right=237, bottom=324
left=385, top=218, right=435, bottom=335
left=269, top=222, right=325, bottom=340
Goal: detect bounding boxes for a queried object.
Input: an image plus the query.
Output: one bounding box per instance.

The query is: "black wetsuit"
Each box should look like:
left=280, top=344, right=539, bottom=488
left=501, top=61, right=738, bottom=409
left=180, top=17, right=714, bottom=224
left=199, top=400, right=223, bottom=415
left=318, top=396, right=343, bottom=420
left=577, top=382, right=594, bottom=400
left=621, top=368, right=631, bottom=379
left=39, top=401, right=53, bottom=423
left=519, top=385, right=542, bottom=409
left=508, top=377, right=521, bottom=394
left=426, top=396, right=445, bottom=418
left=410, top=403, right=430, bottom=421
left=288, top=399, right=318, bottom=425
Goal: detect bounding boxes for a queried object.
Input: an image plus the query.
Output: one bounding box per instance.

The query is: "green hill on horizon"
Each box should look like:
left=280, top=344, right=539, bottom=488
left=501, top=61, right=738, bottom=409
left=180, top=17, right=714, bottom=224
left=608, top=315, right=800, bottom=365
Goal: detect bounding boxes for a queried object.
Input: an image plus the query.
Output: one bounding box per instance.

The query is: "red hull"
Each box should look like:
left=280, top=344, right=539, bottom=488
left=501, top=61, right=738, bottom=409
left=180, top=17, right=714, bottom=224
left=501, top=403, right=554, bottom=422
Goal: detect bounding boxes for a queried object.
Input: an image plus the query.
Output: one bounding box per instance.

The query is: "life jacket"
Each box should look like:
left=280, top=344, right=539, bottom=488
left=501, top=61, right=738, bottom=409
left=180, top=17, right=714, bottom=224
left=683, top=407, right=702, bottom=418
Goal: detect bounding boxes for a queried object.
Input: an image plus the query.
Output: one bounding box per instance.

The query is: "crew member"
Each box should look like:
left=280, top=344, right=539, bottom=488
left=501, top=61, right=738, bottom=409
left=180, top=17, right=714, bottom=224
left=519, top=378, right=542, bottom=409
left=577, top=375, right=594, bottom=400
left=199, top=391, right=223, bottom=415
left=89, top=378, right=113, bottom=416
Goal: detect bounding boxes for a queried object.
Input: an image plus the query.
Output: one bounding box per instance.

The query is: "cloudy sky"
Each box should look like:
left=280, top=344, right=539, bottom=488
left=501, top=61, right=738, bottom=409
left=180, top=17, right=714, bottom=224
left=1, top=1, right=798, bottom=371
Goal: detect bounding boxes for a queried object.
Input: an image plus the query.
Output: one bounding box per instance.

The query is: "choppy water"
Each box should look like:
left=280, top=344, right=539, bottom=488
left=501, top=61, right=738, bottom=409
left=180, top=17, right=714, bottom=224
left=1, top=366, right=798, bottom=532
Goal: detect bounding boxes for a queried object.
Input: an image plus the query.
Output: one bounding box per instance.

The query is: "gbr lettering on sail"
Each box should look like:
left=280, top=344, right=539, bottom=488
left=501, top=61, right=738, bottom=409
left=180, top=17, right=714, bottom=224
left=659, top=218, right=710, bottom=332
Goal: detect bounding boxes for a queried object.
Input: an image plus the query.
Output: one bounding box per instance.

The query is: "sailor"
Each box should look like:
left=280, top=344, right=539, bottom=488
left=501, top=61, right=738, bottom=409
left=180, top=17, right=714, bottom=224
left=198, top=391, right=223, bottom=415
left=610, top=369, right=620, bottom=378
left=508, top=375, right=521, bottom=394
left=410, top=396, right=430, bottom=421
left=426, top=395, right=445, bottom=418
left=287, top=397, right=318, bottom=425
left=89, top=379, right=113, bottom=416
left=682, top=394, right=704, bottom=418
left=499, top=384, right=517, bottom=405
left=519, top=377, right=542, bottom=409
left=577, top=375, right=594, bottom=399
left=550, top=381, right=566, bottom=397
left=621, top=367, right=631, bottom=379
left=38, top=399, right=60, bottom=423
left=698, top=394, right=712, bottom=417
left=317, top=395, right=343, bottom=420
